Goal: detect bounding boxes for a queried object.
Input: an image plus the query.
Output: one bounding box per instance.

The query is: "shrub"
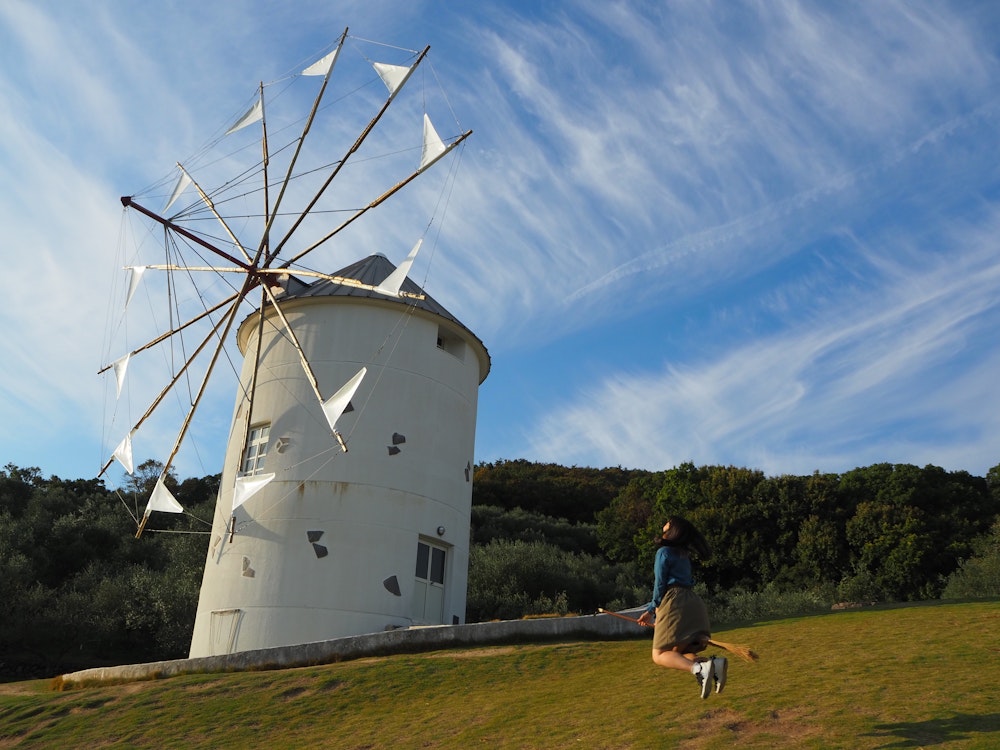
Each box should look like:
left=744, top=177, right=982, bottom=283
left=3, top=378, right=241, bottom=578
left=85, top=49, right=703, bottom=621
left=706, top=583, right=833, bottom=626
left=942, top=518, right=1000, bottom=600
left=467, top=539, right=621, bottom=621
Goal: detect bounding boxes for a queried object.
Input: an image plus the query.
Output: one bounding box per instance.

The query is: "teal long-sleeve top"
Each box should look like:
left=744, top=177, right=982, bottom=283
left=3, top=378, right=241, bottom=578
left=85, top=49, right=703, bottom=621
left=646, top=545, right=695, bottom=615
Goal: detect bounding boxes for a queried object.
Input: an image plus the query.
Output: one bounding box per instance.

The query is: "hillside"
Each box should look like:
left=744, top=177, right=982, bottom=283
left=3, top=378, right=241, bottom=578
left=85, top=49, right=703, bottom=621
left=1, top=601, right=998, bottom=749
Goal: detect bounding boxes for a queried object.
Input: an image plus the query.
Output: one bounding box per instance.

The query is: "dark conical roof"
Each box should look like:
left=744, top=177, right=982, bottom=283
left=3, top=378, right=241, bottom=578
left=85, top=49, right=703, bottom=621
left=286, top=253, right=490, bottom=380
left=284, top=253, right=463, bottom=327
left=246, top=254, right=490, bottom=381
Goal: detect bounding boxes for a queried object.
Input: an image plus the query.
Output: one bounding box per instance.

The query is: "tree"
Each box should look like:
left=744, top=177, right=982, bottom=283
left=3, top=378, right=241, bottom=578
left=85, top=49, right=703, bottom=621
left=0, top=463, right=213, bottom=678
left=466, top=539, right=623, bottom=622
left=471, top=505, right=600, bottom=555
left=473, top=460, right=644, bottom=523
left=837, top=464, right=993, bottom=600
left=942, top=517, right=1000, bottom=599
left=126, top=459, right=177, bottom=498
left=595, top=473, right=661, bottom=563
left=987, top=462, right=1000, bottom=504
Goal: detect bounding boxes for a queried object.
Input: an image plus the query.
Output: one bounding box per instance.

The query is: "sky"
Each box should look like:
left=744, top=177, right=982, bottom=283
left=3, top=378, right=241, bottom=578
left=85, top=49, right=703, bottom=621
left=1, top=0, right=999, bottom=486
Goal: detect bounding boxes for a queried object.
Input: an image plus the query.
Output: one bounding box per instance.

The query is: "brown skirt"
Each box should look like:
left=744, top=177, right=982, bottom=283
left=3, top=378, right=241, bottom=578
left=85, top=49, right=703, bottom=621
left=652, top=586, right=711, bottom=652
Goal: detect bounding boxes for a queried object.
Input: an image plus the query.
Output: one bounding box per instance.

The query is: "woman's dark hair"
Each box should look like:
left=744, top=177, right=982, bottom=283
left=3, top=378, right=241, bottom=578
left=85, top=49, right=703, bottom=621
left=659, top=515, right=712, bottom=559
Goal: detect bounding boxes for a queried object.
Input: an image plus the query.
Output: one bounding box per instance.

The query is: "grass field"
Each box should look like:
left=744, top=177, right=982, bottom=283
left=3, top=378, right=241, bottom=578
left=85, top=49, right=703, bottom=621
left=1, top=600, right=998, bottom=748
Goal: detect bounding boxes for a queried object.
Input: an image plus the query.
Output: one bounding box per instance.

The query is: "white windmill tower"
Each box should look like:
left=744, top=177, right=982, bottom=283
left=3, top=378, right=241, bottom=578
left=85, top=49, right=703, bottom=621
left=98, top=30, right=487, bottom=657
left=188, top=252, right=489, bottom=656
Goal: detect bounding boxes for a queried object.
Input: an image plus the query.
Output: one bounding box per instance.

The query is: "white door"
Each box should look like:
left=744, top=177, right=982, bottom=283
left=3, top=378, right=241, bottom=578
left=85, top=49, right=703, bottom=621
left=412, top=540, right=446, bottom=624
left=209, top=608, right=242, bottom=655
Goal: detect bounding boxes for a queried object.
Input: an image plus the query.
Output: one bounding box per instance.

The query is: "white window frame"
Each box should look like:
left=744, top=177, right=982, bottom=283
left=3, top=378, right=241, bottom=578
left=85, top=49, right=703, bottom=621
left=240, top=423, right=270, bottom=476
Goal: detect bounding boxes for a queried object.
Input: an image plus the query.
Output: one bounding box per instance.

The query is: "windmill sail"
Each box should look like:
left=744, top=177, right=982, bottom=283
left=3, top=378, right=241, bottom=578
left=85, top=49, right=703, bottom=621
left=419, top=115, right=447, bottom=171
left=112, top=432, right=134, bottom=475
left=112, top=353, right=131, bottom=398
left=232, top=472, right=275, bottom=513
left=146, top=477, right=184, bottom=515
left=163, top=169, right=192, bottom=212
left=226, top=97, right=263, bottom=135
left=321, top=367, right=367, bottom=434
left=124, top=266, right=146, bottom=310
left=375, top=239, right=422, bottom=297
left=135, top=477, right=185, bottom=538
left=303, top=47, right=340, bottom=77
left=372, top=62, right=411, bottom=96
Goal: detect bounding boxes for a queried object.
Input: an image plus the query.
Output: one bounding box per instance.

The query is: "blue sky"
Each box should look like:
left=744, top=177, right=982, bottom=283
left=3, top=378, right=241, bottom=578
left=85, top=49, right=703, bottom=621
left=1, top=0, right=999, bottom=485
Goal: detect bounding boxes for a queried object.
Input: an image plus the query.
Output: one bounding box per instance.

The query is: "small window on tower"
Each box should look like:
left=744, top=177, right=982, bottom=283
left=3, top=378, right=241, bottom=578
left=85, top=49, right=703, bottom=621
left=240, top=424, right=270, bottom=476
left=436, top=325, right=466, bottom=361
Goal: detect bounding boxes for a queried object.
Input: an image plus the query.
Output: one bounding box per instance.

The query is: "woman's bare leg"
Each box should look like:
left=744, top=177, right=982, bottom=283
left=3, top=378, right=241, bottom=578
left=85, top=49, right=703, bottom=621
left=651, top=648, right=700, bottom=671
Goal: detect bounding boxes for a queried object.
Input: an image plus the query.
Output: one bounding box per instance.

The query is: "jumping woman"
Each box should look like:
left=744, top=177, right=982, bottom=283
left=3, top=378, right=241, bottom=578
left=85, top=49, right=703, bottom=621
left=636, top=516, right=726, bottom=699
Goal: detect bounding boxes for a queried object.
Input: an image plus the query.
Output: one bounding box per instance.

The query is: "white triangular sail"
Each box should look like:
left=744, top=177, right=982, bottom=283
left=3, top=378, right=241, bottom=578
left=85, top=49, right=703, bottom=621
left=226, top=97, right=263, bottom=135
left=419, top=114, right=447, bottom=171
left=321, top=367, right=367, bottom=433
left=372, top=62, right=410, bottom=96
left=143, top=477, right=185, bottom=518
left=112, top=432, right=134, bottom=474
left=112, top=353, right=131, bottom=398
left=374, top=239, right=422, bottom=297
left=163, top=169, right=192, bottom=212
left=124, top=266, right=146, bottom=310
left=135, top=476, right=184, bottom=538
left=303, top=47, right=340, bottom=77
left=232, top=472, right=275, bottom=513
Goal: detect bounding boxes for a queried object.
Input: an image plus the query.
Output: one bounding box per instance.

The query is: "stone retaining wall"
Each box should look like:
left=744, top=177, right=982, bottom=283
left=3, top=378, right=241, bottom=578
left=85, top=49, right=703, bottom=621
left=60, top=610, right=648, bottom=687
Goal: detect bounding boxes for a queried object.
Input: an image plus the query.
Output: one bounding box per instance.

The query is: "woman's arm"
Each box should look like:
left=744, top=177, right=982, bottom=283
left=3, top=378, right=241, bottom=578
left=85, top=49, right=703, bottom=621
left=645, top=546, right=669, bottom=615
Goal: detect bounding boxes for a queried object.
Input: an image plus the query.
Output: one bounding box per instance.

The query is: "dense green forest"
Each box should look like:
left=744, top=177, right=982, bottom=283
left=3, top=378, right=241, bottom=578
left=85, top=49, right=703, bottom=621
left=2, top=458, right=999, bottom=681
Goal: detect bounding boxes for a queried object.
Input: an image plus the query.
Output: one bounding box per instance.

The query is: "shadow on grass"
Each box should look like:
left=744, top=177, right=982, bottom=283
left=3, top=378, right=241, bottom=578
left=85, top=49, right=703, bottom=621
left=865, top=712, right=1000, bottom=748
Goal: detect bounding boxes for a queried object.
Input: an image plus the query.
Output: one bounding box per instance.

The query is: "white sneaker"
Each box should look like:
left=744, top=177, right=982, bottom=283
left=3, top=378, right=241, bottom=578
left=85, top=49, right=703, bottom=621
left=712, top=656, right=728, bottom=694
left=693, top=659, right=715, bottom=699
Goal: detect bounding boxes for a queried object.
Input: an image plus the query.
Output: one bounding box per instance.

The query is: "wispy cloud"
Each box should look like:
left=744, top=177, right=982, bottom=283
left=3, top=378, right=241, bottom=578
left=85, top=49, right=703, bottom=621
left=434, top=1, right=999, bottom=348
left=526, top=208, right=1000, bottom=474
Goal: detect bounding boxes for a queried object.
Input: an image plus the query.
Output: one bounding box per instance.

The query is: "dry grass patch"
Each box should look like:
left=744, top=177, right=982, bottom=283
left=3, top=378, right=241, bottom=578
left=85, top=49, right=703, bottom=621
left=679, top=706, right=826, bottom=749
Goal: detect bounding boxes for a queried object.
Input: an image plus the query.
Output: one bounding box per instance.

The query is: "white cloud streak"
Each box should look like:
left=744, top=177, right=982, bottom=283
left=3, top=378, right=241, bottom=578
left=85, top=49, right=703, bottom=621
left=527, top=211, right=1000, bottom=475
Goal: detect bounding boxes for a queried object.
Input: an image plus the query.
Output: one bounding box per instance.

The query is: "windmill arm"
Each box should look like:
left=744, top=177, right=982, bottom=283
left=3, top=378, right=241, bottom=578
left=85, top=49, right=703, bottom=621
left=150, top=275, right=257, bottom=507
left=177, top=164, right=254, bottom=263
left=98, top=302, right=236, bottom=479
left=260, top=28, right=351, bottom=264
left=259, top=281, right=326, bottom=407
left=279, top=130, right=471, bottom=269
left=267, top=44, right=430, bottom=264
left=121, top=197, right=255, bottom=272
left=98, top=292, right=238, bottom=375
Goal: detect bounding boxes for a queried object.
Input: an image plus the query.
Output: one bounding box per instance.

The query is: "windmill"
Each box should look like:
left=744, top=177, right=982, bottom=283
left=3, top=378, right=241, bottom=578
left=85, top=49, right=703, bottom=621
left=98, top=29, right=490, bottom=656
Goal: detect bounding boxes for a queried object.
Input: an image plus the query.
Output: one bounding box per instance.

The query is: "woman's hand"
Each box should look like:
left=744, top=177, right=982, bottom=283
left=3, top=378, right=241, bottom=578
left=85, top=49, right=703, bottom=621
left=637, top=610, right=654, bottom=627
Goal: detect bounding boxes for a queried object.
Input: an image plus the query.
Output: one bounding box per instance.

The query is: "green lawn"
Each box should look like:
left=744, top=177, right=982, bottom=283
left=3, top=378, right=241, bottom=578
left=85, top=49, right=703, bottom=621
left=1, top=600, right=998, bottom=748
